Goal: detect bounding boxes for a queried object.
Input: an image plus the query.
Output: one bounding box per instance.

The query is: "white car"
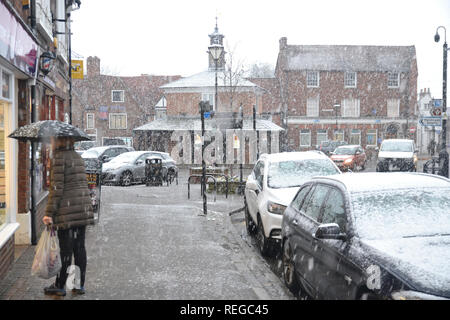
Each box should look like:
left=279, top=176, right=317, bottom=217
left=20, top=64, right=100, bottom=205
left=244, top=151, right=341, bottom=256
left=376, top=139, right=418, bottom=172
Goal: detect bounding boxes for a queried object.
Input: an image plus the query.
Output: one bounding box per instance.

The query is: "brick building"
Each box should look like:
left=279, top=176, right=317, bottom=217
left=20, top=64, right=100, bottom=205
left=133, top=23, right=283, bottom=164
left=274, top=37, right=418, bottom=151
left=1, top=0, right=76, bottom=281
left=72, top=56, right=181, bottom=146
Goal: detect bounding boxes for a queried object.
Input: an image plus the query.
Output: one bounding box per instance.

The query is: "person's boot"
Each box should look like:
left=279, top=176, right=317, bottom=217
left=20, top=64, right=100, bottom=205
left=44, top=284, right=66, bottom=296
left=72, top=286, right=85, bottom=295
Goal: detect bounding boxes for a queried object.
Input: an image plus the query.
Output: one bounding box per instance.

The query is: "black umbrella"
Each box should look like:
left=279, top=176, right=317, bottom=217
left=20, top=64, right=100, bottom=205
left=8, top=120, right=91, bottom=142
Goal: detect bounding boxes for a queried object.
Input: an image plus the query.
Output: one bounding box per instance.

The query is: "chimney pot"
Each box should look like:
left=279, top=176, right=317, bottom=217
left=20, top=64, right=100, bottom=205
left=279, top=37, right=287, bottom=50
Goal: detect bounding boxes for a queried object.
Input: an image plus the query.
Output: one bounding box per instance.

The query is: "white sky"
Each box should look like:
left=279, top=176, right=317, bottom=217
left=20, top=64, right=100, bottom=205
left=71, top=0, right=450, bottom=98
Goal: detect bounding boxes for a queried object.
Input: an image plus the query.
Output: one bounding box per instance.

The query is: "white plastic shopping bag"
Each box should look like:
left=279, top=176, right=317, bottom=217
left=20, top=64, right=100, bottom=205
left=31, top=226, right=62, bottom=279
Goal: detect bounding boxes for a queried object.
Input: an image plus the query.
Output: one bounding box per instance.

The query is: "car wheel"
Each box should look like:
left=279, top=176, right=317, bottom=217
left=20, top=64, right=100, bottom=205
left=282, top=239, right=300, bottom=295
left=256, top=215, right=272, bottom=257
left=244, top=201, right=256, bottom=235
left=120, top=171, right=133, bottom=186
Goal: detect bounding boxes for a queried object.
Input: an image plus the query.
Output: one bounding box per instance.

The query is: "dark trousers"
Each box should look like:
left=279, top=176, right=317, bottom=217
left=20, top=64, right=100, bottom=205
left=55, top=226, right=87, bottom=289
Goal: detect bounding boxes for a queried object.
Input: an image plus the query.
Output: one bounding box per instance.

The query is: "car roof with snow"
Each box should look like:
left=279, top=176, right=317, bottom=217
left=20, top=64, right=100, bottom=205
left=260, top=151, right=329, bottom=163
left=312, top=172, right=450, bottom=193
left=381, top=139, right=414, bottom=143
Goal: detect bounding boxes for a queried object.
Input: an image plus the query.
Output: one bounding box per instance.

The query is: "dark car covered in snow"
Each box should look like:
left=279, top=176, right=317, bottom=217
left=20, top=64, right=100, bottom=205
left=281, top=172, right=450, bottom=300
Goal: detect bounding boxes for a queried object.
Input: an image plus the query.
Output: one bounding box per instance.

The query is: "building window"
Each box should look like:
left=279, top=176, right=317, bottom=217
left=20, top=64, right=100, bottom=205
left=367, top=129, right=377, bottom=146
left=86, top=113, right=95, bottom=129
left=306, top=71, right=319, bottom=88
left=109, top=113, right=127, bottom=129
left=350, top=129, right=361, bottom=145
left=387, top=72, right=399, bottom=88
left=1, top=70, right=11, bottom=100
left=316, top=129, right=328, bottom=146
left=344, top=72, right=357, bottom=88
left=334, top=130, right=344, bottom=142
left=112, top=90, right=124, bottom=102
left=387, top=99, right=400, bottom=117
left=201, top=93, right=215, bottom=111
left=300, top=130, right=311, bottom=147
left=342, top=99, right=360, bottom=117
left=306, top=97, right=319, bottom=117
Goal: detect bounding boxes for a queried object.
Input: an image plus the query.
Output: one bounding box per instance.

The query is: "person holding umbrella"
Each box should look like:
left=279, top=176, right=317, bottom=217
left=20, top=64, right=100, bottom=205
left=9, top=120, right=95, bottom=296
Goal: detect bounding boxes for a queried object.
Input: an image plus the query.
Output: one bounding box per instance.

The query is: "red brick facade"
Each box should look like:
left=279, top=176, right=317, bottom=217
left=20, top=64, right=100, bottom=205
left=72, top=56, right=180, bottom=146
left=274, top=39, right=418, bottom=151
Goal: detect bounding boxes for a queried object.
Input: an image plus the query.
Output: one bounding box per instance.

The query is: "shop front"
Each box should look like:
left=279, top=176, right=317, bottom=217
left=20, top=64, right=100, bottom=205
left=0, top=1, right=38, bottom=281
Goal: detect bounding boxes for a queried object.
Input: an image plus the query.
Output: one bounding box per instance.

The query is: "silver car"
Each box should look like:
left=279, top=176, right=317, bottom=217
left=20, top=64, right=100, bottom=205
left=102, top=151, right=177, bottom=186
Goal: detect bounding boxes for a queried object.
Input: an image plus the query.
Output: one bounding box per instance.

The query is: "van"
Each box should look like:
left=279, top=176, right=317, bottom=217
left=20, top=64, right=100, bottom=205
left=376, top=139, right=418, bottom=172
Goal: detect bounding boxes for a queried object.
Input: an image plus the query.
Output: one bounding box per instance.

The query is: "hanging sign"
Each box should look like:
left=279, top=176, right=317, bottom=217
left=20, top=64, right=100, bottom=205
left=71, top=60, right=84, bottom=79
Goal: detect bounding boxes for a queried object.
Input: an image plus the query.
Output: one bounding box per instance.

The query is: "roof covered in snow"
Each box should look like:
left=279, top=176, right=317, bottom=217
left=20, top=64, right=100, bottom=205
left=133, top=118, right=284, bottom=132
left=281, top=45, right=416, bottom=72
left=160, top=70, right=263, bottom=90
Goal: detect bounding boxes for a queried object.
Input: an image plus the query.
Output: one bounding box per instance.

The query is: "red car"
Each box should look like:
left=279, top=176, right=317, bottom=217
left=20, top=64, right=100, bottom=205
left=330, top=145, right=366, bottom=171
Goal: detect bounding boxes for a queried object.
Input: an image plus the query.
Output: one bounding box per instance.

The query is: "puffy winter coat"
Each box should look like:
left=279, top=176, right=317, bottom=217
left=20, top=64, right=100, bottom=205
left=45, top=146, right=94, bottom=230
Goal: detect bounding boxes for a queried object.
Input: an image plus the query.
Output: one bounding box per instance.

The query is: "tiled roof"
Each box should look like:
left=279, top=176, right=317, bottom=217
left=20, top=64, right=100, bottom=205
left=282, top=45, right=416, bottom=72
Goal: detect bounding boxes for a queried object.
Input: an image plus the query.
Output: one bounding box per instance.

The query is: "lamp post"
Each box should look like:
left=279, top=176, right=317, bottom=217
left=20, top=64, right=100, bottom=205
left=199, top=101, right=212, bottom=215
left=208, top=44, right=223, bottom=112
left=333, top=102, right=341, bottom=140
left=435, top=26, right=449, bottom=178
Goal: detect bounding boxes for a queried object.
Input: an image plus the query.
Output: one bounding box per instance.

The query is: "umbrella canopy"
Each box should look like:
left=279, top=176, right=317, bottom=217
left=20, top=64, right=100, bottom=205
left=8, top=120, right=91, bottom=142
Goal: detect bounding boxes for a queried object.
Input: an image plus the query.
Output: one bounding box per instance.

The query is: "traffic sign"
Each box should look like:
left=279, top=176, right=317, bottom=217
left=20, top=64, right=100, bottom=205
left=430, top=108, right=442, bottom=116
left=419, top=116, right=442, bottom=127
left=204, top=112, right=210, bottom=119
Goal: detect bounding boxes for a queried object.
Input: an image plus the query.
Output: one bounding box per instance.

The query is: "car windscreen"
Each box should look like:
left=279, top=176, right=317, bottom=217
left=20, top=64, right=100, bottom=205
left=81, top=149, right=102, bottom=158
left=380, top=141, right=413, bottom=152
left=351, top=187, right=450, bottom=240
left=267, top=159, right=340, bottom=189
left=334, top=147, right=357, bottom=155
left=108, top=152, right=139, bottom=164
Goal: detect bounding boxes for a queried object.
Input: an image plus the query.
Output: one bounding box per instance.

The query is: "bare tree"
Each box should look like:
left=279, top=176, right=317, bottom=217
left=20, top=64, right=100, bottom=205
left=221, top=42, right=247, bottom=112
left=246, top=62, right=275, bottom=78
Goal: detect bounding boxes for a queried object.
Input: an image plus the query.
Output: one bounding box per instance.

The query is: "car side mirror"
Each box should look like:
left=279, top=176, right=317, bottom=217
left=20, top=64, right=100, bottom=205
left=101, top=155, right=110, bottom=162
left=414, top=149, right=419, bottom=153
left=246, top=178, right=260, bottom=191
left=136, top=160, right=144, bottom=165
left=314, top=223, right=347, bottom=241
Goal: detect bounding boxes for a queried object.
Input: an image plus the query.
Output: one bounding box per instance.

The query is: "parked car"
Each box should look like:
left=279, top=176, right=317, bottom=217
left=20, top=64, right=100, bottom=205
left=244, top=152, right=341, bottom=256
left=376, top=139, right=418, bottom=172
left=103, top=138, right=126, bottom=146
left=81, top=145, right=134, bottom=171
left=330, top=145, right=366, bottom=171
left=102, top=151, right=177, bottom=186
left=317, top=140, right=348, bottom=156
left=74, top=141, right=96, bottom=155
left=281, top=172, right=450, bottom=300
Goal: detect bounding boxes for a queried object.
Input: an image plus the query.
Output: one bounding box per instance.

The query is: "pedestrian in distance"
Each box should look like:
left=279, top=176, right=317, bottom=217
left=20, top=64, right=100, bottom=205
left=42, top=136, right=95, bottom=296
left=429, top=139, right=436, bottom=156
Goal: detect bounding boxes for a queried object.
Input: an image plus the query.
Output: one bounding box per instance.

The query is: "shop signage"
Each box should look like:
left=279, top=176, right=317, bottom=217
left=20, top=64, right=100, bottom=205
left=0, top=2, right=38, bottom=77
left=71, top=60, right=84, bottom=79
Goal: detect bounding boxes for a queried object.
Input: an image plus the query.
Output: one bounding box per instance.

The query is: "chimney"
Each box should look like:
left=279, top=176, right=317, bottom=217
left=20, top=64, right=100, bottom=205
left=279, top=37, right=287, bottom=50
left=87, top=56, right=100, bottom=77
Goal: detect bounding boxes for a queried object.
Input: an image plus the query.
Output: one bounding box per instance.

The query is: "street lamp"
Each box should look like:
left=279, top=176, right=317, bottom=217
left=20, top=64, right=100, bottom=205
left=434, top=26, right=449, bottom=177
left=199, top=100, right=213, bottom=215
left=333, top=102, right=341, bottom=139
left=208, top=44, right=223, bottom=113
